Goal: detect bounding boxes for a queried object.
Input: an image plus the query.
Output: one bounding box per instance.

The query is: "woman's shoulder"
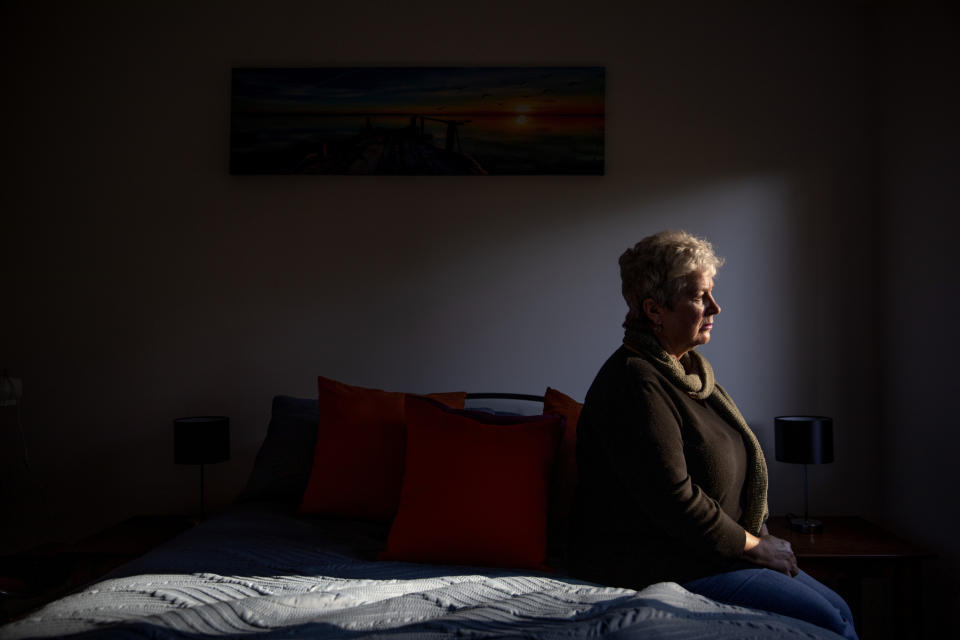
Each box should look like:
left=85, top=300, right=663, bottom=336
left=593, top=345, right=669, bottom=390
left=582, top=346, right=682, bottom=424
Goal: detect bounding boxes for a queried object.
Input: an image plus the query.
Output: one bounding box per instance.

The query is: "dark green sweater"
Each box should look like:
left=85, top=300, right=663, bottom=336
left=569, top=346, right=753, bottom=588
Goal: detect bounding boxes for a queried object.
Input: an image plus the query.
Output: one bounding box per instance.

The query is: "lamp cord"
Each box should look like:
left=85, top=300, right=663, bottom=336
left=200, top=463, right=206, bottom=520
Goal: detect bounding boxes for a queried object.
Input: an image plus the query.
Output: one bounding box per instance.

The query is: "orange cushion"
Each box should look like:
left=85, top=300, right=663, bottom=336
left=379, top=395, right=564, bottom=569
left=543, top=387, right=582, bottom=527
left=298, top=376, right=465, bottom=520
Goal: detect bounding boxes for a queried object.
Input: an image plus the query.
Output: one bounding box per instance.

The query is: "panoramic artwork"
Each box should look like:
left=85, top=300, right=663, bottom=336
left=230, top=67, right=605, bottom=175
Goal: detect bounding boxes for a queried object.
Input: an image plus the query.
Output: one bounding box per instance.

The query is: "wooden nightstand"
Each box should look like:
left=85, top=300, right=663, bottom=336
left=0, top=515, right=194, bottom=623
left=767, top=515, right=934, bottom=640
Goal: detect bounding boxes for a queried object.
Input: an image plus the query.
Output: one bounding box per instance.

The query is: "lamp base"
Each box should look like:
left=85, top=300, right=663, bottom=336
left=788, top=516, right=823, bottom=534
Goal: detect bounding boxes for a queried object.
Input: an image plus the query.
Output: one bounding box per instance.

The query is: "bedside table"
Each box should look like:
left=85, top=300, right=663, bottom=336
left=767, top=515, right=934, bottom=640
left=0, top=515, right=194, bottom=623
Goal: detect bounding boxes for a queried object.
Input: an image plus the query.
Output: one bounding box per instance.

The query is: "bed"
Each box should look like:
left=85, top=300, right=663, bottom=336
left=0, top=383, right=844, bottom=639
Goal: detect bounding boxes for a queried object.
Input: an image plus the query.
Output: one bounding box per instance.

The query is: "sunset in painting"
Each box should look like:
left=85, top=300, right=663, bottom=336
left=230, top=67, right=605, bottom=175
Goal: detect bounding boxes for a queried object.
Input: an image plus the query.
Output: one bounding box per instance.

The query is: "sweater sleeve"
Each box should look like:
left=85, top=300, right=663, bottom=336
left=593, top=365, right=746, bottom=561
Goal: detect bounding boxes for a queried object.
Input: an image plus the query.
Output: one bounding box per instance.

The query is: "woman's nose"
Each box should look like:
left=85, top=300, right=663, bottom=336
left=708, top=295, right=721, bottom=315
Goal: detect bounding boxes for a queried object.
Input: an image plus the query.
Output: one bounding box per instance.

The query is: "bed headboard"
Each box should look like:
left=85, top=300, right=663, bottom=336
left=465, top=392, right=546, bottom=416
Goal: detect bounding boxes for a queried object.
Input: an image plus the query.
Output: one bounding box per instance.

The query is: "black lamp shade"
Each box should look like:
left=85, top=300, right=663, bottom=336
left=774, top=416, right=834, bottom=464
left=174, top=416, right=230, bottom=465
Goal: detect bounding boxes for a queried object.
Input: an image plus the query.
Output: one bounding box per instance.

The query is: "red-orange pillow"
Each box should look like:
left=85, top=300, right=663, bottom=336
left=298, top=376, right=466, bottom=520
left=543, top=387, right=582, bottom=526
left=379, top=395, right=564, bottom=569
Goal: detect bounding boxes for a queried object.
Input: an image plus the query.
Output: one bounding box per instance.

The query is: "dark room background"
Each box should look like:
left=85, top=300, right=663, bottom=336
left=1, top=0, right=957, bottom=633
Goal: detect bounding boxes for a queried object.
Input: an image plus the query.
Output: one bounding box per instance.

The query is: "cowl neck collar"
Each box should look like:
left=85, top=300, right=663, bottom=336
left=623, top=324, right=714, bottom=400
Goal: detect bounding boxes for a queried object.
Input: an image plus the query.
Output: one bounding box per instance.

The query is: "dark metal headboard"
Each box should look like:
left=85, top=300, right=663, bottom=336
left=465, top=392, right=545, bottom=403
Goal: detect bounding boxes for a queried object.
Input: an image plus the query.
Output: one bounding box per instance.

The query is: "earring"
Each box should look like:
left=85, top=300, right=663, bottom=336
left=654, top=324, right=663, bottom=333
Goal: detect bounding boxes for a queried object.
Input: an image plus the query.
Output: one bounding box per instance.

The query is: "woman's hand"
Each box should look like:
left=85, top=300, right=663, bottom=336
left=743, top=529, right=798, bottom=577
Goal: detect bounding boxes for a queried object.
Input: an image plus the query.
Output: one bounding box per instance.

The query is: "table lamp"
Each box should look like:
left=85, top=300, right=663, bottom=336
left=774, top=415, right=834, bottom=533
left=174, top=416, right=229, bottom=519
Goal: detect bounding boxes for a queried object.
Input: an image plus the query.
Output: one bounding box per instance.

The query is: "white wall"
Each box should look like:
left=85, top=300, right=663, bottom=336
left=0, top=0, right=898, bottom=596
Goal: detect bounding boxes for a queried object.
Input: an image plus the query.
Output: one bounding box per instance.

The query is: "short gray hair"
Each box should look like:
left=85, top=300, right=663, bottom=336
left=619, top=230, right=724, bottom=327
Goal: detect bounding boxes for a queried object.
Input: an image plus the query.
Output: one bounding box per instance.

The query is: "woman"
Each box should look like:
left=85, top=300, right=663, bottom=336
left=569, top=230, right=857, bottom=639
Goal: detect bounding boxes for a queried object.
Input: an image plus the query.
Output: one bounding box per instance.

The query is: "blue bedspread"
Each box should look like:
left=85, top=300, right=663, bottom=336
left=1, top=503, right=842, bottom=639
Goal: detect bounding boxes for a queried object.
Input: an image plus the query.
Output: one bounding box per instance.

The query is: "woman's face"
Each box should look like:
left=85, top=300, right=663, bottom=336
left=646, top=272, right=721, bottom=359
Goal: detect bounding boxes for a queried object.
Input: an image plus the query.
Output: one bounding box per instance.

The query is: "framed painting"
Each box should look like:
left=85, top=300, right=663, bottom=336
left=230, top=67, right=604, bottom=175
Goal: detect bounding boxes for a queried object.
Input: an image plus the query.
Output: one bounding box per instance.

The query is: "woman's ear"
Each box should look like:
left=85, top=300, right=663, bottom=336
left=642, top=298, right=661, bottom=326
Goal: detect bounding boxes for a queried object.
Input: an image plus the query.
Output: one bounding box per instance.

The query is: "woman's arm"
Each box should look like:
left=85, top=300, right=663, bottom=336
left=743, top=528, right=798, bottom=577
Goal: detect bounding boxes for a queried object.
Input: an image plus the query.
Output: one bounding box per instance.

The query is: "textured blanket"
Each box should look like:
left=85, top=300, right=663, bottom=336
left=1, top=504, right=841, bottom=639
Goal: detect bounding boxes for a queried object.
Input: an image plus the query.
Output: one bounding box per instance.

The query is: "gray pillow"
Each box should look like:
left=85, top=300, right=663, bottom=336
left=239, top=395, right=318, bottom=505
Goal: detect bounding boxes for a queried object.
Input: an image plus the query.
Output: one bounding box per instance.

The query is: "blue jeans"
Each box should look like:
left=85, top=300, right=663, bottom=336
left=683, top=568, right=858, bottom=639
